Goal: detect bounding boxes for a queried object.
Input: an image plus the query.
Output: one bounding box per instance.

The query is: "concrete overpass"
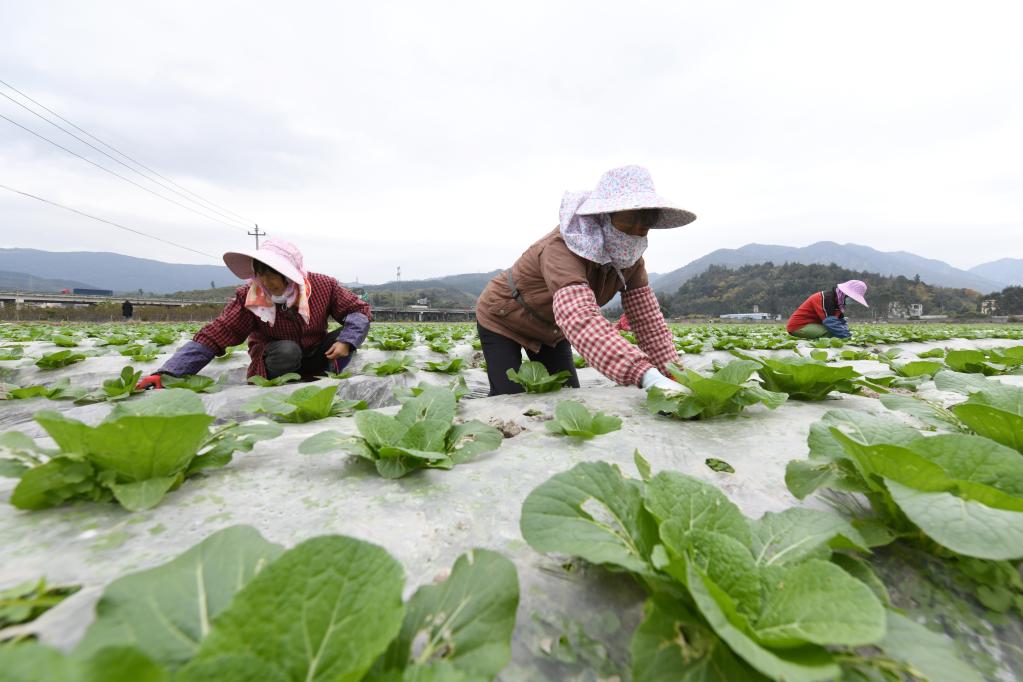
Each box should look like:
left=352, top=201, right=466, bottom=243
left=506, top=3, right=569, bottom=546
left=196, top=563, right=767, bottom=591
left=0, top=292, right=477, bottom=321
left=0, top=291, right=219, bottom=307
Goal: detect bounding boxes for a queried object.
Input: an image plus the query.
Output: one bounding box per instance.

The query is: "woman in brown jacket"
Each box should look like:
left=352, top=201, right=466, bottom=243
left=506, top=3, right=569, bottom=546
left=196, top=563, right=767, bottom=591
left=475, top=165, right=696, bottom=395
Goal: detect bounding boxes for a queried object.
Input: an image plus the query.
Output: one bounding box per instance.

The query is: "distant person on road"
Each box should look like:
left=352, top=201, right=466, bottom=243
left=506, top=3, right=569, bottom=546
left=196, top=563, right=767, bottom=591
left=121, top=299, right=133, bottom=320
left=137, top=238, right=371, bottom=389
left=786, top=280, right=868, bottom=339
left=475, top=165, right=695, bottom=396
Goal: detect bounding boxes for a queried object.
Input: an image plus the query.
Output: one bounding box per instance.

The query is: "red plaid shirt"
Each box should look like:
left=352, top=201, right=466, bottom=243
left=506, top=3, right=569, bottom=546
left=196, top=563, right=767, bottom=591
left=194, top=272, right=371, bottom=378
left=552, top=284, right=679, bottom=386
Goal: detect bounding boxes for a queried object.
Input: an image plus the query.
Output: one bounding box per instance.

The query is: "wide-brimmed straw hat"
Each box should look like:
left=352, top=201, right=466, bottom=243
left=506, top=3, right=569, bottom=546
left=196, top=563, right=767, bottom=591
left=837, top=280, right=869, bottom=307
left=575, top=165, right=697, bottom=229
left=223, top=238, right=306, bottom=285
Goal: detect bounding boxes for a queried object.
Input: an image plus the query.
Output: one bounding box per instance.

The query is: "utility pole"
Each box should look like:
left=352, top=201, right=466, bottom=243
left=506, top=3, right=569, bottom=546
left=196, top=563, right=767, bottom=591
left=395, top=266, right=401, bottom=311
left=248, top=224, right=266, bottom=249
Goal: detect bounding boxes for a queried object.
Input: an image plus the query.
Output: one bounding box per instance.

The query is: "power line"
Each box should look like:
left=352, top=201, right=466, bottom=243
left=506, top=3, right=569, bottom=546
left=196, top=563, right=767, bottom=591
left=0, top=87, right=251, bottom=230
left=0, top=182, right=217, bottom=260
left=0, top=77, right=256, bottom=227
left=0, top=111, right=251, bottom=232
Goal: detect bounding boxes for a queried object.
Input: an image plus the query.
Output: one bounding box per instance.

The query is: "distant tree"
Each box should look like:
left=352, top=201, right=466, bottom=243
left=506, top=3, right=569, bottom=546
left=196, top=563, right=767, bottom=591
left=998, top=286, right=1023, bottom=315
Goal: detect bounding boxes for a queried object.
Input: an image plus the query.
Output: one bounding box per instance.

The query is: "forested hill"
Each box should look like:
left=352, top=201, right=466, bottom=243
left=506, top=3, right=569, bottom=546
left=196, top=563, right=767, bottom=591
left=658, top=262, right=983, bottom=318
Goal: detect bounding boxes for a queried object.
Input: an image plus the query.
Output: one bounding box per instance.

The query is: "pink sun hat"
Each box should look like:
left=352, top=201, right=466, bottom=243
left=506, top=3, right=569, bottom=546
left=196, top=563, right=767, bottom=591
left=223, top=238, right=307, bottom=285
left=574, top=165, right=697, bottom=229
left=837, top=279, right=869, bottom=307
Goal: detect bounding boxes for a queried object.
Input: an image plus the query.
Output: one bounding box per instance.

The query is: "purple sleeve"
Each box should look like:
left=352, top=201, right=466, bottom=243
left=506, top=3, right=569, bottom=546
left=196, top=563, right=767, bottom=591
left=158, top=340, right=217, bottom=376
left=337, top=312, right=370, bottom=349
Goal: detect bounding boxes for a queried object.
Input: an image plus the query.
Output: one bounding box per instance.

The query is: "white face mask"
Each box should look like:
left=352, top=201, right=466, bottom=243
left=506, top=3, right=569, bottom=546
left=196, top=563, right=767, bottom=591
left=271, top=293, right=288, bottom=304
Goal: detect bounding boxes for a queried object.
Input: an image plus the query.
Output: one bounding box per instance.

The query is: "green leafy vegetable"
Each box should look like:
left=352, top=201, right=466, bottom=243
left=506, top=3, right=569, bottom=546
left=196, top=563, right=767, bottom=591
left=423, top=357, right=464, bottom=373
left=787, top=408, right=1023, bottom=560
left=299, top=385, right=501, bottom=478
left=544, top=401, right=622, bottom=439
left=242, top=383, right=366, bottom=423
left=160, top=374, right=227, bottom=393
left=363, top=355, right=415, bottom=376
left=247, top=372, right=301, bottom=387
left=645, top=360, right=787, bottom=420
left=372, top=549, right=519, bottom=678
left=35, top=350, right=86, bottom=369
left=7, top=390, right=280, bottom=511
left=521, top=462, right=908, bottom=681
left=0, top=578, right=80, bottom=628
left=732, top=350, right=862, bottom=400
left=76, top=525, right=284, bottom=665
left=705, top=457, right=735, bottom=474
left=506, top=360, right=572, bottom=393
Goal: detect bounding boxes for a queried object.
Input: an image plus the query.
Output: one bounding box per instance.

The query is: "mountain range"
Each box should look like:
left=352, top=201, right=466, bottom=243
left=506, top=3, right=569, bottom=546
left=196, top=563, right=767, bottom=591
left=0, top=248, right=237, bottom=295
left=648, top=242, right=1018, bottom=295
left=0, top=244, right=1018, bottom=297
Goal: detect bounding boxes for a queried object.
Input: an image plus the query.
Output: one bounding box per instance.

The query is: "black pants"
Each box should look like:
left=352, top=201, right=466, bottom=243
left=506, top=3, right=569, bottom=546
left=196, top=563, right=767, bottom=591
left=477, top=323, right=580, bottom=396
left=265, top=328, right=352, bottom=379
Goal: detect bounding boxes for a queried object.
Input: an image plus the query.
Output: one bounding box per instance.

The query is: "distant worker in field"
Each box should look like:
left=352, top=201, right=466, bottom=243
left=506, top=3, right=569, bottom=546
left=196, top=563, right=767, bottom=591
left=137, top=238, right=370, bottom=389
left=786, top=280, right=868, bottom=339
left=121, top=299, right=133, bottom=321
left=475, top=165, right=694, bottom=395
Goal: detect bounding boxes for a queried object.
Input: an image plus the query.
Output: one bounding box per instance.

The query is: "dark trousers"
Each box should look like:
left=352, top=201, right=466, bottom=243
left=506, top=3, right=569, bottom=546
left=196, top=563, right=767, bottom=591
left=265, top=328, right=354, bottom=379
left=477, top=323, right=580, bottom=396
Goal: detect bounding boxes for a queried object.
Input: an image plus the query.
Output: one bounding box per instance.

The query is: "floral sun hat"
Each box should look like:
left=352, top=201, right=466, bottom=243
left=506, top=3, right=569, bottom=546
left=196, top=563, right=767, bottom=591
left=574, top=165, right=696, bottom=229
left=559, top=165, right=697, bottom=269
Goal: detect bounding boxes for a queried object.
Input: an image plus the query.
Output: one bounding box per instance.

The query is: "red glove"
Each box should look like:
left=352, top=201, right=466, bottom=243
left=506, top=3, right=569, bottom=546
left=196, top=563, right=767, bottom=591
left=136, top=374, right=164, bottom=391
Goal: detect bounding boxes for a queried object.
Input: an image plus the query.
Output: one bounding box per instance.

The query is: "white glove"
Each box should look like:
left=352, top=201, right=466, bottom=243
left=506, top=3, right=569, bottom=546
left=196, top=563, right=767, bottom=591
left=641, top=368, right=685, bottom=392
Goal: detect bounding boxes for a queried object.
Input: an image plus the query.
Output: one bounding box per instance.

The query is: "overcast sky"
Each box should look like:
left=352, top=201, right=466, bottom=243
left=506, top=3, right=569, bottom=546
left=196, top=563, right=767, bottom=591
left=1, top=1, right=1020, bottom=284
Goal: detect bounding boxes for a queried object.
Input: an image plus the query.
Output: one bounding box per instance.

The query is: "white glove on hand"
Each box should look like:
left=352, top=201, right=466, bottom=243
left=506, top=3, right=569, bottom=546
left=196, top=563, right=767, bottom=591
left=641, top=368, right=685, bottom=392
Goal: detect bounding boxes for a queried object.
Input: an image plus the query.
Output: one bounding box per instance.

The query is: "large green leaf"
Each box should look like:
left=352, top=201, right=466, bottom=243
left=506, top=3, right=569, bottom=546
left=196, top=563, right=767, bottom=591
left=520, top=461, right=659, bottom=575
left=76, top=526, right=283, bottom=666
left=807, top=409, right=922, bottom=461
left=661, top=525, right=760, bottom=613
left=396, top=385, right=457, bottom=426
left=356, top=411, right=410, bottom=450
left=80, top=414, right=215, bottom=481
left=874, top=610, right=982, bottom=682
left=445, top=420, right=502, bottom=463
left=686, top=565, right=839, bottom=682
left=752, top=559, right=886, bottom=648
left=195, top=535, right=406, bottom=682
left=10, top=457, right=106, bottom=509
left=953, top=403, right=1023, bottom=453
left=643, top=471, right=751, bottom=548
left=375, top=549, right=518, bottom=678
left=505, top=360, right=572, bottom=393
left=886, top=481, right=1023, bottom=560
left=0, top=642, right=76, bottom=682
left=748, top=508, right=868, bottom=567
left=630, top=595, right=767, bottom=682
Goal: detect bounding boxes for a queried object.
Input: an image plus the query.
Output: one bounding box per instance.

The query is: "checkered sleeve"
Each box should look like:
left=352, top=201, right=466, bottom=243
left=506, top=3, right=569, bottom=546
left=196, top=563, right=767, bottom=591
left=552, top=284, right=655, bottom=386
left=193, top=292, right=257, bottom=355
left=621, top=285, right=679, bottom=374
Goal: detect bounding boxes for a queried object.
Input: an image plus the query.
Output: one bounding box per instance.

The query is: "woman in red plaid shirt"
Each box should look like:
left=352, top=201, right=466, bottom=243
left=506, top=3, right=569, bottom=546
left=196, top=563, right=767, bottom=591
left=137, top=238, right=370, bottom=388
left=475, top=166, right=696, bottom=396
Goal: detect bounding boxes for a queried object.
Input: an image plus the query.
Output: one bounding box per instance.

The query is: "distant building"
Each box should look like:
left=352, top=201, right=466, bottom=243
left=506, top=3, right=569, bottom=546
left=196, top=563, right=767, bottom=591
left=887, top=302, right=923, bottom=319
left=981, top=299, right=998, bottom=315
left=719, top=312, right=772, bottom=320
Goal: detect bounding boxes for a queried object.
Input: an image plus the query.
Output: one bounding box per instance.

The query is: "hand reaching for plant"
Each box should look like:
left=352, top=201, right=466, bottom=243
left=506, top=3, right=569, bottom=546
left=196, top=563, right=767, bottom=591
left=136, top=373, right=164, bottom=391
left=641, top=367, right=684, bottom=392
left=324, top=342, right=351, bottom=360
